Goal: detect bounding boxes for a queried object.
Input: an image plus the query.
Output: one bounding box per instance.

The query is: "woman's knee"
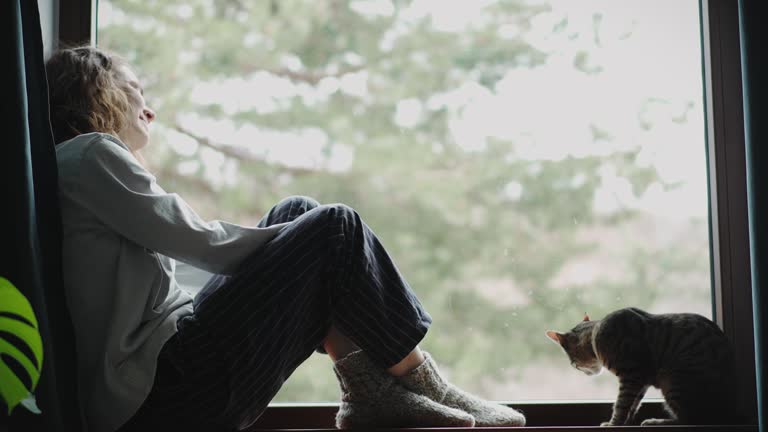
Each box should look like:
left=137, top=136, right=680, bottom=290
left=294, top=203, right=360, bottom=238
left=277, top=195, right=321, bottom=211
left=315, top=203, right=358, bottom=222
left=260, top=196, right=321, bottom=226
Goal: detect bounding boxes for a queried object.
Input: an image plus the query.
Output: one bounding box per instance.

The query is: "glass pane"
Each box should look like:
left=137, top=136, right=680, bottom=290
left=97, top=0, right=709, bottom=401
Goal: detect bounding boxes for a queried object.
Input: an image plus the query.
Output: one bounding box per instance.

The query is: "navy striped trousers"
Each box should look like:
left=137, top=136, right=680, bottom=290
left=119, top=196, right=432, bottom=431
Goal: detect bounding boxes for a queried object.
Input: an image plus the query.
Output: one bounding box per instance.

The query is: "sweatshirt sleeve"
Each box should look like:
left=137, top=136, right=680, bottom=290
left=73, top=137, right=286, bottom=274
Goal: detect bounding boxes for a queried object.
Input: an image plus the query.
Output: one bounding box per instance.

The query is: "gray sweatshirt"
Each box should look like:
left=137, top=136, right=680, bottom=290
left=55, top=133, right=287, bottom=432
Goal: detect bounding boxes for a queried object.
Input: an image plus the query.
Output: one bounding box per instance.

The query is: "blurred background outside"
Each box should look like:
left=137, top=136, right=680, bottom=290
left=98, top=0, right=710, bottom=401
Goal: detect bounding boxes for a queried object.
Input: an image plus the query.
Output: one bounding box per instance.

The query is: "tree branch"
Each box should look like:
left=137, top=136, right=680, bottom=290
left=171, top=122, right=320, bottom=177
left=254, top=65, right=367, bottom=85
left=173, top=123, right=257, bottom=161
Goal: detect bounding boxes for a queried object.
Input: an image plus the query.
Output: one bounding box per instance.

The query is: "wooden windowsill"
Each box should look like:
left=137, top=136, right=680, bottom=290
left=7, top=400, right=757, bottom=431
left=246, top=401, right=758, bottom=431
left=250, top=428, right=755, bottom=432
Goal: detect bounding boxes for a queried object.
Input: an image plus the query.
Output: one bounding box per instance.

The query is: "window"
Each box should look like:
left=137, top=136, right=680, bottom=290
left=60, top=0, right=756, bottom=425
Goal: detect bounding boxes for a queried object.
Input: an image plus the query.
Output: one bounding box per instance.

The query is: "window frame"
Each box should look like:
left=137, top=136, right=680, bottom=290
left=700, top=0, right=757, bottom=419
left=55, top=0, right=757, bottom=426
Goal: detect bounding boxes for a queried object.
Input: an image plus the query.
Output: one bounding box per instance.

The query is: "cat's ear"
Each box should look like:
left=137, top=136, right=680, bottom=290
left=545, top=330, right=564, bottom=345
left=583, top=313, right=590, bottom=322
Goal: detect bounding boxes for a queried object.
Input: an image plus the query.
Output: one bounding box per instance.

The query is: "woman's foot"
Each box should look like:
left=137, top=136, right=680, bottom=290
left=333, top=351, right=475, bottom=429
left=396, top=351, right=526, bottom=427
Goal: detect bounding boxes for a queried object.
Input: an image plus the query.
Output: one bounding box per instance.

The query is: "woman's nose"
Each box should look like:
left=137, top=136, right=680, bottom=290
left=143, top=107, right=156, bottom=123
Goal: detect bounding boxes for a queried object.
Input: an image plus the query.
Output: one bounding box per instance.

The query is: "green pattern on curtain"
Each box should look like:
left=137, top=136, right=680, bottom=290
left=740, top=0, right=767, bottom=430
left=2, top=0, right=82, bottom=430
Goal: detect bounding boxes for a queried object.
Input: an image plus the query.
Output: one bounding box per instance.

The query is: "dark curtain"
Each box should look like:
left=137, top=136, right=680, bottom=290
left=1, top=0, right=81, bottom=431
left=740, top=0, right=768, bottom=430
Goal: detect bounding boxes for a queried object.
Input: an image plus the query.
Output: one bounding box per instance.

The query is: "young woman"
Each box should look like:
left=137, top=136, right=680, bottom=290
left=46, top=46, right=526, bottom=432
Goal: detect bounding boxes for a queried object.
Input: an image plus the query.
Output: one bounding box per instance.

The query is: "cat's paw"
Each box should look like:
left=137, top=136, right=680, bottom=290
left=641, top=418, right=675, bottom=426
left=600, top=421, right=615, bottom=427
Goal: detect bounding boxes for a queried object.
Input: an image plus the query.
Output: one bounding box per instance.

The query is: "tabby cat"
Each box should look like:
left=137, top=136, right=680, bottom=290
left=546, top=307, right=739, bottom=426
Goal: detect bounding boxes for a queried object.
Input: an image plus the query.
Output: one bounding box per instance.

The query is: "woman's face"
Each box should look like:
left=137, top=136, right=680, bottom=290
left=115, top=65, right=155, bottom=151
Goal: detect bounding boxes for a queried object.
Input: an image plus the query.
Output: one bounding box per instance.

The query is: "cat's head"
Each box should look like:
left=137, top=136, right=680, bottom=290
left=546, top=313, right=603, bottom=376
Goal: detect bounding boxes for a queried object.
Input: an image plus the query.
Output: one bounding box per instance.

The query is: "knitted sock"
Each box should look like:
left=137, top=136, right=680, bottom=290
left=333, top=350, right=476, bottom=429
left=397, top=352, right=526, bottom=427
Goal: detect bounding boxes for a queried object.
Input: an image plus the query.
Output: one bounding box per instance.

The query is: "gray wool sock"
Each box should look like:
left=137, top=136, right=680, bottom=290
left=332, top=350, right=476, bottom=429
left=397, top=352, right=526, bottom=427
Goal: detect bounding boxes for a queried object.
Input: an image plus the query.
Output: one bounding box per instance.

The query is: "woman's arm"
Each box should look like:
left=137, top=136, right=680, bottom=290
left=70, top=136, right=286, bottom=274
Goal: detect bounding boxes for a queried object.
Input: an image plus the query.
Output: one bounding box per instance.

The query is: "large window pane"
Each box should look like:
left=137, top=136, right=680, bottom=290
left=97, top=0, right=709, bottom=401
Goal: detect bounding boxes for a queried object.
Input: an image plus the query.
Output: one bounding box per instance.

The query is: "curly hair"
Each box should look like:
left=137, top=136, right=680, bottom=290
left=46, top=46, right=132, bottom=144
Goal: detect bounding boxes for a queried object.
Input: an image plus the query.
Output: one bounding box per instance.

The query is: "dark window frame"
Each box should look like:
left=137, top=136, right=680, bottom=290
left=700, top=0, right=757, bottom=419
left=55, top=0, right=757, bottom=427
left=58, top=0, right=93, bottom=47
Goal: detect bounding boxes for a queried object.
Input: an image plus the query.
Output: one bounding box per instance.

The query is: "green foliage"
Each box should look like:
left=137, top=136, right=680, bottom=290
left=0, top=277, right=43, bottom=415
left=98, top=0, right=710, bottom=401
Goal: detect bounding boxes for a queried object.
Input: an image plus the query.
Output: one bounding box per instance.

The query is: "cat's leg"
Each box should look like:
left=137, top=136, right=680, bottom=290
left=666, top=380, right=727, bottom=425
left=601, top=376, right=647, bottom=426
left=640, top=389, right=681, bottom=426
left=626, top=385, right=649, bottom=425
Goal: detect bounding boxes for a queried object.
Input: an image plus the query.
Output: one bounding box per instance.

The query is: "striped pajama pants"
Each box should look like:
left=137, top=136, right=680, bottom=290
left=119, top=196, right=432, bottom=431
